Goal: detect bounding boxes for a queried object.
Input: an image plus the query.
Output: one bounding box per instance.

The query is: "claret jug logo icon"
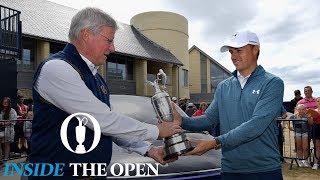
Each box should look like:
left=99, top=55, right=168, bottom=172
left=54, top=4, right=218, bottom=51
left=60, top=113, right=101, bottom=154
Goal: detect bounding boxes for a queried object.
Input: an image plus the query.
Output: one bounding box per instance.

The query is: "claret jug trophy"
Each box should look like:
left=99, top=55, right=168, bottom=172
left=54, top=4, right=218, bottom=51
left=147, top=69, right=193, bottom=160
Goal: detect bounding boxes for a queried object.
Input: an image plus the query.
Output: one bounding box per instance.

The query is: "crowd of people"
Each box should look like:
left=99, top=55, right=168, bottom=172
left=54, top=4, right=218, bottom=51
left=284, top=86, right=320, bottom=170
left=0, top=95, right=33, bottom=164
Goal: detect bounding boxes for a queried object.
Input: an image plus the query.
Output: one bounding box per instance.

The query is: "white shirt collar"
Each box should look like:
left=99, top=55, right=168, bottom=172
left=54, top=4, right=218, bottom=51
left=237, top=71, right=251, bottom=89
left=79, top=54, right=99, bottom=75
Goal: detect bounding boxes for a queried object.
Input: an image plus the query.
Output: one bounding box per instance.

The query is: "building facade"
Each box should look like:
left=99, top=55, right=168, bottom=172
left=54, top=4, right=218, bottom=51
left=1, top=0, right=231, bottom=103
left=189, top=45, right=231, bottom=104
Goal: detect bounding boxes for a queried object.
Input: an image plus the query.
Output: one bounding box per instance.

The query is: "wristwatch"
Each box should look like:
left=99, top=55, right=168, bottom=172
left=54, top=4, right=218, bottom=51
left=144, top=144, right=154, bottom=157
left=213, top=137, right=221, bottom=150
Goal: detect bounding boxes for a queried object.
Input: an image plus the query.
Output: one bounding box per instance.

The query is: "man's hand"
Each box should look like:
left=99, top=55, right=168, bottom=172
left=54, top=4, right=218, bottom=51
left=157, top=121, right=182, bottom=138
left=156, top=102, right=183, bottom=138
left=183, top=138, right=216, bottom=156
left=147, top=146, right=178, bottom=165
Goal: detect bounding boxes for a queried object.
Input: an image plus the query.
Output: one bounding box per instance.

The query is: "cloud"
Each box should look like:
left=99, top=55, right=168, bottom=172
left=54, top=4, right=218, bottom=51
left=165, top=0, right=258, bottom=42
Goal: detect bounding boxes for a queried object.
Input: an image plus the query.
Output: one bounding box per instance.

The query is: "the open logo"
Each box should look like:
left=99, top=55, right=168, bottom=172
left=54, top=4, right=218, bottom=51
left=60, top=113, right=101, bottom=154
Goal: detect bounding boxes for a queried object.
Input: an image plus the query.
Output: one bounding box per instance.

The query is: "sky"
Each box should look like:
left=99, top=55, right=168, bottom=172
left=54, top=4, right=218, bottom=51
left=48, top=0, right=320, bottom=101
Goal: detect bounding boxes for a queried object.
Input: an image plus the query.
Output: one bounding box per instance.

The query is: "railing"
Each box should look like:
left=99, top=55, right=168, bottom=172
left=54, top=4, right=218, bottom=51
left=278, top=118, right=319, bottom=169
left=0, top=119, right=32, bottom=162
left=0, top=5, right=22, bottom=60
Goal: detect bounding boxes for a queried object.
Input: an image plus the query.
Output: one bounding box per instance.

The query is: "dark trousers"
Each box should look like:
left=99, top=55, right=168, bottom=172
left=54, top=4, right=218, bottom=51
left=221, top=169, right=283, bottom=180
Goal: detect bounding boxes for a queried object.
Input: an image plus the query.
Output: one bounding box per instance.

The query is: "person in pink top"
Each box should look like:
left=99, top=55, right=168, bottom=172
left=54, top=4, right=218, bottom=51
left=297, top=86, right=317, bottom=110
left=312, top=97, right=320, bottom=170
left=192, top=102, right=208, bottom=117
left=16, top=95, right=28, bottom=119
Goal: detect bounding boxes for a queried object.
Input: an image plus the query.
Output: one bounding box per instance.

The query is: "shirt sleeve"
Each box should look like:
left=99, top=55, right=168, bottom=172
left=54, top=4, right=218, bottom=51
left=216, top=77, right=284, bottom=148
left=112, top=136, right=152, bottom=156
left=35, top=60, right=159, bottom=144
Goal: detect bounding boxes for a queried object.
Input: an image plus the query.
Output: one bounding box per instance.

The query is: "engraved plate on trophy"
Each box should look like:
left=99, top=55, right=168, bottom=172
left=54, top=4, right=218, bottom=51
left=147, top=69, right=193, bottom=160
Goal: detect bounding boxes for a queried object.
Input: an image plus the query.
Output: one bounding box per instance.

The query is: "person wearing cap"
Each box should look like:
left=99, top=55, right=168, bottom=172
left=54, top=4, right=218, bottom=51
left=289, top=90, right=303, bottom=113
left=172, top=97, right=179, bottom=105
left=175, top=30, right=284, bottom=179
left=179, top=98, right=187, bottom=111
left=185, top=103, right=197, bottom=117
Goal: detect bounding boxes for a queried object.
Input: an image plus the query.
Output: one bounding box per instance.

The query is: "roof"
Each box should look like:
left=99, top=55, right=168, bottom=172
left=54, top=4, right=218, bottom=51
left=115, top=23, right=182, bottom=65
left=0, top=0, right=182, bottom=65
left=189, top=45, right=232, bottom=74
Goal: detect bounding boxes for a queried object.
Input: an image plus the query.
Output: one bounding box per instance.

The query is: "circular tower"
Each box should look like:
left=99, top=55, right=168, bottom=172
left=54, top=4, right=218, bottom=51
left=130, top=11, right=189, bottom=98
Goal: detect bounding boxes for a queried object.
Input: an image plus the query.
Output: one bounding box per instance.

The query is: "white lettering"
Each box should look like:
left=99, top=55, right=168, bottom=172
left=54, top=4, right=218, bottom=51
left=146, top=163, right=159, bottom=176
left=97, top=163, right=107, bottom=176
left=135, top=163, right=146, bottom=176
left=82, top=163, right=95, bottom=176
left=69, top=163, right=82, bottom=176
left=124, top=163, right=135, bottom=176
left=110, top=163, right=124, bottom=176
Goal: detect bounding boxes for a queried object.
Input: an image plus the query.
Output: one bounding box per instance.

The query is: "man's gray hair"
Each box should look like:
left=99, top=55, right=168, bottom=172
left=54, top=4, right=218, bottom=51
left=68, top=7, right=118, bottom=42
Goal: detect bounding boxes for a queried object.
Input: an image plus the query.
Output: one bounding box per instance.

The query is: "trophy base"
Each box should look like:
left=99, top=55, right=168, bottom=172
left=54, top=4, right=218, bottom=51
left=75, top=145, right=86, bottom=154
left=163, top=133, right=194, bottom=161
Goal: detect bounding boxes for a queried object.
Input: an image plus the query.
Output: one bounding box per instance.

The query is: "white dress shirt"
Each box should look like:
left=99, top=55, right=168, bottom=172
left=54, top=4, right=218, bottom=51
left=34, top=55, right=159, bottom=155
left=237, top=71, right=251, bottom=89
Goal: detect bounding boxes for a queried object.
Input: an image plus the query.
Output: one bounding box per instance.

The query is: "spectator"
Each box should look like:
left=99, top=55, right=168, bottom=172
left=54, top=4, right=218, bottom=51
left=172, top=97, right=178, bottom=106
left=24, top=111, right=33, bottom=162
left=16, top=95, right=28, bottom=118
left=192, top=102, right=208, bottom=117
left=179, top=98, right=187, bottom=111
left=185, top=103, right=197, bottom=117
left=312, top=97, right=320, bottom=170
left=297, top=86, right=317, bottom=148
left=0, top=97, right=17, bottom=164
left=15, top=95, right=28, bottom=153
left=289, top=90, right=303, bottom=113
left=297, top=86, right=317, bottom=110
left=289, top=104, right=313, bottom=167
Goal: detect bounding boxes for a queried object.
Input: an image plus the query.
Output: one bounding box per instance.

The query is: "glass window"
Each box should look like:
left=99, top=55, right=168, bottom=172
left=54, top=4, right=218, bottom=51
left=182, top=69, right=188, bottom=87
left=210, top=62, right=231, bottom=92
left=19, top=37, right=36, bottom=69
left=200, top=53, right=207, bottom=93
left=22, top=49, right=31, bottom=64
left=107, top=55, right=133, bottom=80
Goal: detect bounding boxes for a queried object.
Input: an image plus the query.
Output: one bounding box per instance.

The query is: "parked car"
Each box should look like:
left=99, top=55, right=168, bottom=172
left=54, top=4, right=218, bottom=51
left=107, top=95, right=221, bottom=179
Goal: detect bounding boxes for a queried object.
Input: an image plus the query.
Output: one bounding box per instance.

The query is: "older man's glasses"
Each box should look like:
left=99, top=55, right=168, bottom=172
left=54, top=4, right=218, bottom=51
left=99, top=33, right=114, bottom=45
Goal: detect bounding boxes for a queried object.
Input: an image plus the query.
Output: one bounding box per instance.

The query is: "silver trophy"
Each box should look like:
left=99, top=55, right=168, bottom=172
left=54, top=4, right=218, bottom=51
left=147, top=69, right=193, bottom=160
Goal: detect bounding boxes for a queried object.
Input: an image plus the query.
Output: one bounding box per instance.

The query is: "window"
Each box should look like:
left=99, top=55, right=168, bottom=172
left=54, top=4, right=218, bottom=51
left=200, top=53, right=207, bottom=93
left=22, top=49, right=31, bottom=64
left=107, top=55, right=134, bottom=80
left=210, top=62, right=231, bottom=92
left=19, top=37, right=36, bottom=70
left=182, top=69, right=188, bottom=87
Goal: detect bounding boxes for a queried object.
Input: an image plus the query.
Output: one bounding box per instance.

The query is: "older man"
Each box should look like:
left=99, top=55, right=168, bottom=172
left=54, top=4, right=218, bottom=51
left=176, top=31, right=284, bottom=180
